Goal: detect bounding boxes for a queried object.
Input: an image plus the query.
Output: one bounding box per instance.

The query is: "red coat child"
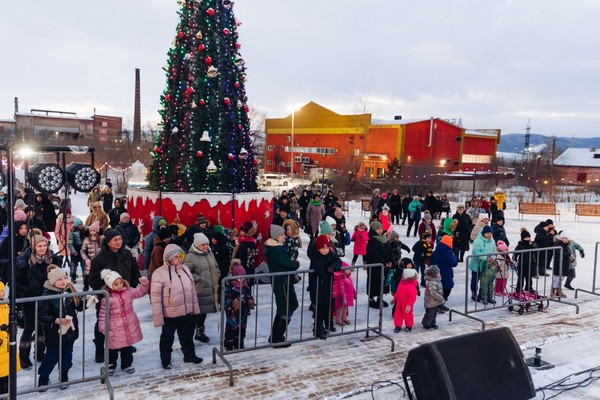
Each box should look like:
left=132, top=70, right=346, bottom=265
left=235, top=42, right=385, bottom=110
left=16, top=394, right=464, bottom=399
left=392, top=269, right=418, bottom=332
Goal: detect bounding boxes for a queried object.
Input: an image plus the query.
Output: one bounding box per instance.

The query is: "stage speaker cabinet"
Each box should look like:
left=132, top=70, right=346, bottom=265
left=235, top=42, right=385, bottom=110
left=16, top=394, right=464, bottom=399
left=402, top=327, right=535, bottom=400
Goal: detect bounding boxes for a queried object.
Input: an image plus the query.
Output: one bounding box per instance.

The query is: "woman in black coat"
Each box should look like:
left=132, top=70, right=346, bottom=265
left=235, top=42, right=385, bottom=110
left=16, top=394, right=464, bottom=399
left=364, top=221, right=390, bottom=308
left=451, top=206, right=472, bottom=262
left=35, top=193, right=57, bottom=232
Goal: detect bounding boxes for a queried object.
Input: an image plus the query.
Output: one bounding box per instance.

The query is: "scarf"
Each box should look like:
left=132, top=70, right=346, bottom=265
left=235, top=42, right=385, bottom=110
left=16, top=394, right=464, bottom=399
left=30, top=249, right=53, bottom=267
left=309, top=199, right=322, bottom=206
left=373, top=234, right=388, bottom=244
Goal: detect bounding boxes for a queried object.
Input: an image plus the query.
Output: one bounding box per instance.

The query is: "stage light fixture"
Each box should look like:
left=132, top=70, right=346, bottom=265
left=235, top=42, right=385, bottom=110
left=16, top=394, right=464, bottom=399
left=28, top=163, right=65, bottom=194
left=66, top=163, right=100, bottom=193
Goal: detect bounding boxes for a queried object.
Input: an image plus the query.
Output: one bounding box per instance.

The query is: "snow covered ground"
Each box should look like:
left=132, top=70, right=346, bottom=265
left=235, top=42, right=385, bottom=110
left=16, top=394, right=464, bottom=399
left=12, top=190, right=600, bottom=399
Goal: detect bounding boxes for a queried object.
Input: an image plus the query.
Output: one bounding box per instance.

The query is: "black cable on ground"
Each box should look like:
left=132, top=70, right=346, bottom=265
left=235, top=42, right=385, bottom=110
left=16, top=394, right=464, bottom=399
left=536, top=365, right=600, bottom=400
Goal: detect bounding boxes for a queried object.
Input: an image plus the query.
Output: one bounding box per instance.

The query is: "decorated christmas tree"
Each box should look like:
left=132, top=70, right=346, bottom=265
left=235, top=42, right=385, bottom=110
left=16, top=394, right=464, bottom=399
left=148, top=0, right=258, bottom=193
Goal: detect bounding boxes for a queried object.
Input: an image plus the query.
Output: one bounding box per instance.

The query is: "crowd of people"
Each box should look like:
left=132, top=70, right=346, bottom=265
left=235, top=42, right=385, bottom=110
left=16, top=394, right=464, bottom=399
left=0, top=182, right=587, bottom=393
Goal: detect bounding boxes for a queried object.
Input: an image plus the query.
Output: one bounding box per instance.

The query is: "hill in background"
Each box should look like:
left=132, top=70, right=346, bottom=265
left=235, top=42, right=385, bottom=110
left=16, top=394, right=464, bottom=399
left=498, top=133, right=600, bottom=154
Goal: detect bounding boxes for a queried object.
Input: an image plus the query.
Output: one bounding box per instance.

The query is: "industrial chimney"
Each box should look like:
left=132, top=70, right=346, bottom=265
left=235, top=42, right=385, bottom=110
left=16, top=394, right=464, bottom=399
left=14, top=97, right=18, bottom=114
left=133, top=68, right=141, bottom=144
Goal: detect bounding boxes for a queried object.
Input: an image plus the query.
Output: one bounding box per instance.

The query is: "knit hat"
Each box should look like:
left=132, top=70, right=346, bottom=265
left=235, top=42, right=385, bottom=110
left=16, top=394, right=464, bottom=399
left=213, top=225, right=225, bottom=235
left=319, top=220, right=333, bottom=235
left=72, top=217, right=83, bottom=227
left=326, top=216, right=337, bottom=226
left=521, top=229, right=531, bottom=240
left=402, top=268, right=417, bottom=279
left=315, top=235, right=330, bottom=249
left=426, top=265, right=440, bottom=278
left=157, top=228, right=171, bottom=240
left=157, top=218, right=168, bottom=227
left=120, top=212, right=130, bottom=222
left=270, top=224, right=285, bottom=239
left=539, top=221, right=548, bottom=228
left=401, top=258, right=414, bottom=268
left=196, top=214, right=209, bottom=226
left=482, top=225, right=493, bottom=235
left=32, top=234, right=48, bottom=247
left=496, top=215, right=505, bottom=223
left=421, top=231, right=432, bottom=240
left=546, top=219, right=554, bottom=225
left=239, top=221, right=253, bottom=233
left=103, top=228, right=121, bottom=245
left=88, top=221, right=101, bottom=233
left=390, top=230, right=400, bottom=240
left=193, top=232, right=210, bottom=247
left=495, top=187, right=502, bottom=193
left=163, top=244, right=184, bottom=263
left=369, top=221, right=383, bottom=231
left=101, top=269, right=122, bottom=289
left=381, top=193, right=387, bottom=200
left=497, top=240, right=509, bottom=252
left=440, top=235, right=453, bottom=248
left=14, top=210, right=26, bottom=221
left=47, top=266, right=68, bottom=285
left=423, top=212, right=432, bottom=221
left=24, top=205, right=34, bottom=214
left=231, top=263, right=246, bottom=277
left=14, top=199, right=26, bottom=209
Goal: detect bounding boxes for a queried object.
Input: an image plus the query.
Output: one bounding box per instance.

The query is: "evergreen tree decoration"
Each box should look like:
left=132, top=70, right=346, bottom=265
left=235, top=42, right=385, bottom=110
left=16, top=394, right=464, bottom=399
left=148, top=0, right=258, bottom=193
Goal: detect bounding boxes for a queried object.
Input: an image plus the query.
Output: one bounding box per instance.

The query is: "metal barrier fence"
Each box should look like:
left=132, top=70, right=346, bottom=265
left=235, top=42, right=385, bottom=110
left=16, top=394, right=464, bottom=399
left=212, top=263, right=394, bottom=386
left=449, top=246, right=579, bottom=330
left=0, top=290, right=113, bottom=399
left=576, top=241, right=600, bottom=299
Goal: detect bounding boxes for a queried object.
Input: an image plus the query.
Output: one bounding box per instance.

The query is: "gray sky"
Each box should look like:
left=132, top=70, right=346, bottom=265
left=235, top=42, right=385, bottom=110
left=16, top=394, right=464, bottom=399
left=2, top=1, right=600, bottom=137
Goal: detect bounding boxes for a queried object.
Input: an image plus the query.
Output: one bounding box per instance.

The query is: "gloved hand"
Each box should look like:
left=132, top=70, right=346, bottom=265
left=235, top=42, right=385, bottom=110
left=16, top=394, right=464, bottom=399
left=580, top=250, right=585, bottom=258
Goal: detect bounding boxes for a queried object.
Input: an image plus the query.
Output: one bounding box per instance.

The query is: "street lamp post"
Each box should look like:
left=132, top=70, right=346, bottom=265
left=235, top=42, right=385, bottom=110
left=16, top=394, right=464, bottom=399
left=290, top=110, right=295, bottom=181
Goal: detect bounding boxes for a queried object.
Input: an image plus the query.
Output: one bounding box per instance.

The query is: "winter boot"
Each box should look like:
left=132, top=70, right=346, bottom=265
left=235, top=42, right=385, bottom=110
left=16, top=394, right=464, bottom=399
left=60, top=370, right=69, bottom=390
left=564, top=278, right=574, bottom=290
left=194, top=326, right=210, bottom=343
left=558, top=288, right=567, bottom=298
left=19, top=341, right=33, bottom=370
left=38, top=375, right=50, bottom=392
left=470, top=291, right=478, bottom=302
left=83, top=275, right=90, bottom=291
left=549, top=288, right=558, bottom=299
left=35, top=335, right=46, bottom=362
left=271, top=317, right=291, bottom=347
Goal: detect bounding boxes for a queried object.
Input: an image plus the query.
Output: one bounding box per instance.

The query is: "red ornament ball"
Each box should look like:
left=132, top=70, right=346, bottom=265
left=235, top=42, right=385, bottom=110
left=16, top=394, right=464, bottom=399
left=199, top=99, right=206, bottom=106
left=223, top=98, right=231, bottom=105
left=234, top=82, right=240, bottom=88
left=207, top=8, right=215, bottom=16
left=164, top=94, right=171, bottom=102
left=253, top=159, right=258, bottom=165
left=185, top=87, right=194, bottom=95
left=228, top=153, right=234, bottom=160
left=243, top=105, right=250, bottom=112
left=223, top=28, right=230, bottom=36
left=197, top=44, right=205, bottom=51
left=154, top=147, right=161, bottom=154
left=204, top=57, right=212, bottom=65
left=235, top=43, right=241, bottom=49
left=177, top=31, right=184, bottom=39
left=237, top=124, right=243, bottom=130
left=196, top=151, right=203, bottom=158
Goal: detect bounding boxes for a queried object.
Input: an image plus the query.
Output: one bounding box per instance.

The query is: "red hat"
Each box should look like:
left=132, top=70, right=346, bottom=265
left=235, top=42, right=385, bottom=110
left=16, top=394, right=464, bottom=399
left=440, top=234, right=453, bottom=248
left=315, top=235, right=330, bottom=250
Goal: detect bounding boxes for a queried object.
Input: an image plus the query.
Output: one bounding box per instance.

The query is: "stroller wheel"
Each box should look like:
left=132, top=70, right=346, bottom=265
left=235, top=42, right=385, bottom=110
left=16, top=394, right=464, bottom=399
left=518, top=308, right=525, bottom=315
left=538, top=304, right=544, bottom=311
left=508, top=306, right=514, bottom=312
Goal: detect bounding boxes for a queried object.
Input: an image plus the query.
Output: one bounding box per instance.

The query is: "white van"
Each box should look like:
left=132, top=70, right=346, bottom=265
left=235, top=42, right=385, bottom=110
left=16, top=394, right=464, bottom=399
left=260, top=173, right=289, bottom=187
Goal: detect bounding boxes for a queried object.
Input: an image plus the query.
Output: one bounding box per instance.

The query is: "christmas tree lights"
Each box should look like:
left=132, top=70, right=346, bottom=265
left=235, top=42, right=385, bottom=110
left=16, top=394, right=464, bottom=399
left=148, top=0, right=258, bottom=193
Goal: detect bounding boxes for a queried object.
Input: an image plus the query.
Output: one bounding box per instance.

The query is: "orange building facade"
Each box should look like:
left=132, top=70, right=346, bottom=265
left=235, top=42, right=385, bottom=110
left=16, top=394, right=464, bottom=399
left=264, top=102, right=500, bottom=179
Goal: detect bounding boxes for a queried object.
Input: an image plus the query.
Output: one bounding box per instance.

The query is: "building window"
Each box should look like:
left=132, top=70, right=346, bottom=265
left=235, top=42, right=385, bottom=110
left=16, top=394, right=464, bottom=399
left=101, top=121, right=108, bottom=127
left=99, top=136, right=108, bottom=142
left=577, top=172, right=587, bottom=183
left=267, top=145, right=274, bottom=151
left=461, top=154, right=492, bottom=164
left=99, top=128, right=108, bottom=134
left=302, top=157, right=310, bottom=163
left=294, top=156, right=302, bottom=163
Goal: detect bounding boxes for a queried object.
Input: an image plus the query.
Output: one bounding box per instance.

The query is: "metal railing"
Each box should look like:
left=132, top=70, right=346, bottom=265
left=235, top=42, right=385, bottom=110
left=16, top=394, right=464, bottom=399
left=212, top=263, right=394, bottom=386
left=0, top=290, right=112, bottom=399
left=449, top=246, right=579, bottom=330
left=575, top=241, right=600, bottom=299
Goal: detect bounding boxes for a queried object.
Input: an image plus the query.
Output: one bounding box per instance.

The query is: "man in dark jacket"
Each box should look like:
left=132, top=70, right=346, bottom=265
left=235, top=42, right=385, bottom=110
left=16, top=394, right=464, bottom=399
left=89, top=228, right=140, bottom=362
left=401, top=192, right=412, bottom=225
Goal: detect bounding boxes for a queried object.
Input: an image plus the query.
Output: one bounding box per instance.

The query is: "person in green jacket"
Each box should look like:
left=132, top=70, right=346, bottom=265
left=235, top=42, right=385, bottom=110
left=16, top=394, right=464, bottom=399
left=468, top=226, right=496, bottom=302
left=264, top=224, right=299, bottom=347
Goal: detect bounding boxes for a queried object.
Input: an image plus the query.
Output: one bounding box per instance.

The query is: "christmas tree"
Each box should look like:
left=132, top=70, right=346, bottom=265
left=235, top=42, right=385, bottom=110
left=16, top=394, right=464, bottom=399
left=148, top=0, right=258, bottom=193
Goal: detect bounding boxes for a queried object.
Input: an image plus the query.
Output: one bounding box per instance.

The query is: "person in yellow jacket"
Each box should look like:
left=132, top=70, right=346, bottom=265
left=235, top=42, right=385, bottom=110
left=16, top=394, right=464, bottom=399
left=0, top=282, right=21, bottom=395
left=493, top=188, right=507, bottom=211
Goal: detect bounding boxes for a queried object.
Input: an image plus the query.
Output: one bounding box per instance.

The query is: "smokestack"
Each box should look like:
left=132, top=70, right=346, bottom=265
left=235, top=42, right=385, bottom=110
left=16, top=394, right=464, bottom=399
left=14, top=97, right=18, bottom=114
left=133, top=68, right=141, bottom=144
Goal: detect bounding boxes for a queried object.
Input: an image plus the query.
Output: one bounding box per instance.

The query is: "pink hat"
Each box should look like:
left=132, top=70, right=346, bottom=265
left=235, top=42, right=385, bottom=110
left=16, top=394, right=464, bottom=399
left=14, top=210, right=27, bottom=221
left=497, top=240, right=509, bottom=252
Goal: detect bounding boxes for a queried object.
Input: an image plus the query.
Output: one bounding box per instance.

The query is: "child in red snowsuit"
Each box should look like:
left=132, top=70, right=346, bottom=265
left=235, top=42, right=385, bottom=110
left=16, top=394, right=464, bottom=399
left=391, top=268, right=418, bottom=332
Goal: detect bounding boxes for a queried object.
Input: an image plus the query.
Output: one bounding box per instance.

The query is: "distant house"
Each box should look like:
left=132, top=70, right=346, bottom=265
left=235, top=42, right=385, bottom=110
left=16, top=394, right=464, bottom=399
left=554, top=147, right=600, bottom=184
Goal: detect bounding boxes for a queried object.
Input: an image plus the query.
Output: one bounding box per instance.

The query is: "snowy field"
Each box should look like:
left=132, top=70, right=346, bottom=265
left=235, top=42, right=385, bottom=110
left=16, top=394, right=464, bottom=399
left=11, top=189, right=600, bottom=399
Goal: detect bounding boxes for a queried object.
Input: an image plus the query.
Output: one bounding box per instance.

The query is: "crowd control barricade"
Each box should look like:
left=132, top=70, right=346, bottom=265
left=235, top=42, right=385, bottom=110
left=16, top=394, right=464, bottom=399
left=0, top=290, right=113, bottom=399
left=212, top=263, right=394, bottom=386
left=449, top=246, right=579, bottom=331
left=575, top=242, right=600, bottom=299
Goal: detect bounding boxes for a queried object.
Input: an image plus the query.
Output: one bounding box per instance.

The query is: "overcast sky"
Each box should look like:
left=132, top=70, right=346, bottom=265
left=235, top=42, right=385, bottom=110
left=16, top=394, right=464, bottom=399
left=1, top=1, right=599, bottom=138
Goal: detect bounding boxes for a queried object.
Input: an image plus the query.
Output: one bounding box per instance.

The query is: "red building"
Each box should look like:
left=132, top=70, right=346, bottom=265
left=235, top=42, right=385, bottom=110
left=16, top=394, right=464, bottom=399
left=264, top=102, right=500, bottom=180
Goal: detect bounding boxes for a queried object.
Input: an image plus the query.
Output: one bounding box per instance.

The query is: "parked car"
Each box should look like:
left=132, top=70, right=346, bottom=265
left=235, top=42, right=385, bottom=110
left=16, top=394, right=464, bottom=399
left=259, top=173, right=289, bottom=187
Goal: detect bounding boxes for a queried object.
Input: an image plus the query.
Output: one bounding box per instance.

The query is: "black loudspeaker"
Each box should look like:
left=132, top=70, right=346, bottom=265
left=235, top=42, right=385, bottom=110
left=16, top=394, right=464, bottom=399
left=402, top=327, right=535, bottom=400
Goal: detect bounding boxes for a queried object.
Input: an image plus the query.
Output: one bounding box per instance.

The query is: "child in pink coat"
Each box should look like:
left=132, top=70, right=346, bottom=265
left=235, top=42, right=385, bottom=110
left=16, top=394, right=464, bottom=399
left=350, top=222, right=369, bottom=265
left=333, top=263, right=357, bottom=325
left=99, top=269, right=149, bottom=375
left=391, top=268, right=419, bottom=332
